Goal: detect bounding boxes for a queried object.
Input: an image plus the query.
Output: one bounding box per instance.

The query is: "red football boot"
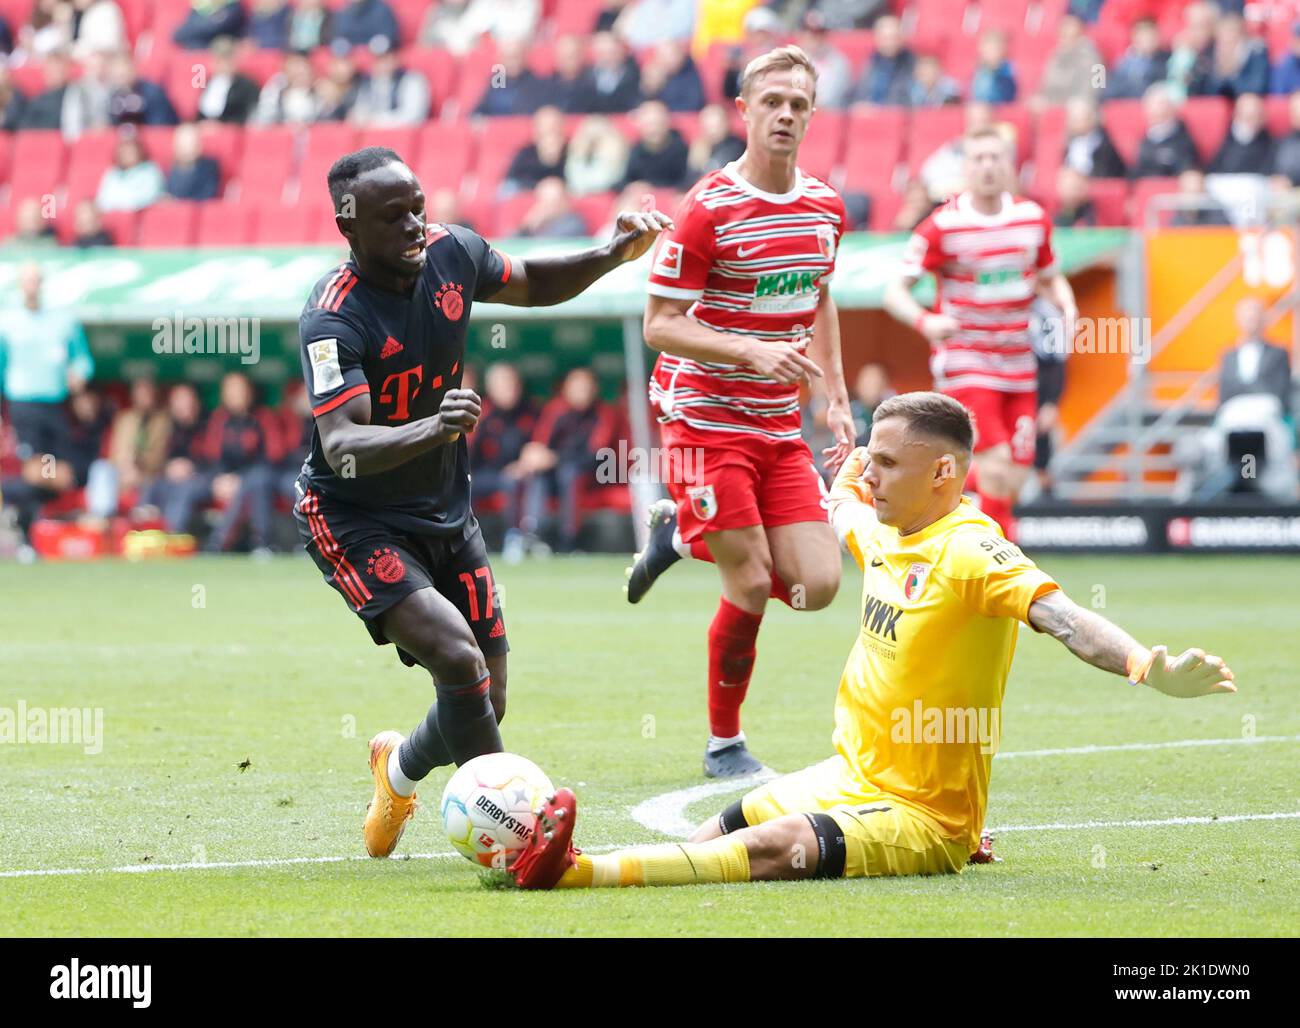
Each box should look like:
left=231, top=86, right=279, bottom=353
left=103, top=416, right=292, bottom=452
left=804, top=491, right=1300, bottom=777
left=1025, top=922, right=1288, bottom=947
left=511, top=789, right=580, bottom=890
left=968, top=828, right=1001, bottom=865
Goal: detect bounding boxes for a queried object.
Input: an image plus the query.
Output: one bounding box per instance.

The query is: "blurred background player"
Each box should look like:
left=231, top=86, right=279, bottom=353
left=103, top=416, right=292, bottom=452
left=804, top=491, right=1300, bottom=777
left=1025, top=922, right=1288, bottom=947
left=511, top=393, right=1238, bottom=892
left=883, top=126, right=1077, bottom=539
left=294, top=146, right=670, bottom=857
left=624, top=46, right=855, bottom=778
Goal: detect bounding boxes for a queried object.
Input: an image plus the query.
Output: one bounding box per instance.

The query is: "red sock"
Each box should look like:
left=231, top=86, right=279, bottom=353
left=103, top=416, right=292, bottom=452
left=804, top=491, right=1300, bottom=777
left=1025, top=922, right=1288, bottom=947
left=707, top=597, right=763, bottom=738
left=977, top=492, right=1016, bottom=541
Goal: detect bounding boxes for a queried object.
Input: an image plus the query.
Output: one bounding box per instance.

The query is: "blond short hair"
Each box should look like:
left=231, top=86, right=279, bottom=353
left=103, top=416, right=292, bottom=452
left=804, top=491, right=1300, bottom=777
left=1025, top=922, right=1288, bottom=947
left=739, top=45, right=818, bottom=104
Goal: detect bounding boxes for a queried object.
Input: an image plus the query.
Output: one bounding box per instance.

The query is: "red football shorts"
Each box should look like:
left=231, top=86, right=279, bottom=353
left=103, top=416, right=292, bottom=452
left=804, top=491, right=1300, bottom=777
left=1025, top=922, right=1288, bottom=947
left=947, top=387, right=1038, bottom=466
left=660, top=428, right=829, bottom=544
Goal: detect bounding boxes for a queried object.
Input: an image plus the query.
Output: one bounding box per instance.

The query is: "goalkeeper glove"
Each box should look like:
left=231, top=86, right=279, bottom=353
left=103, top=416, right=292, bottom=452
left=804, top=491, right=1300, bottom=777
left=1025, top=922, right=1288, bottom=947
left=829, top=446, right=873, bottom=506
left=1127, top=645, right=1237, bottom=698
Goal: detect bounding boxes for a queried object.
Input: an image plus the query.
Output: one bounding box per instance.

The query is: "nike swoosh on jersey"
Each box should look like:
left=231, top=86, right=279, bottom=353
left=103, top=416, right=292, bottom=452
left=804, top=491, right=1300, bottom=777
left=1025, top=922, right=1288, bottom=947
left=736, top=243, right=767, bottom=257
left=871, top=559, right=884, bottom=567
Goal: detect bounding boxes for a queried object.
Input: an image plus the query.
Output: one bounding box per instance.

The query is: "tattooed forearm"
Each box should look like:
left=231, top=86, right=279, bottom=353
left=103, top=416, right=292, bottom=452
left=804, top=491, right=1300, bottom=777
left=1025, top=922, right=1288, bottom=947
left=1028, top=590, right=1141, bottom=677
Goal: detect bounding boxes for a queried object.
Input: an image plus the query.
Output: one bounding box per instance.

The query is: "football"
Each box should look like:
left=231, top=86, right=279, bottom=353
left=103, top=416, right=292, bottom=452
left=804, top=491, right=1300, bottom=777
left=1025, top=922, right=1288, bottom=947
left=440, top=752, right=554, bottom=868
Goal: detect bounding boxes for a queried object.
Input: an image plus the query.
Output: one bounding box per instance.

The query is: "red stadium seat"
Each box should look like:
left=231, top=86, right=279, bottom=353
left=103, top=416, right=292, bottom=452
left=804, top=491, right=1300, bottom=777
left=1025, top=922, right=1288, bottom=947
left=994, top=101, right=1033, bottom=167
left=197, top=121, right=244, bottom=184
left=64, top=129, right=120, bottom=203
left=299, top=124, right=359, bottom=196
left=1181, top=96, right=1232, bottom=165
left=235, top=126, right=298, bottom=203
left=0, top=132, right=12, bottom=186
left=396, top=47, right=458, bottom=114
left=136, top=125, right=177, bottom=174
left=136, top=201, right=200, bottom=246
left=389, top=0, right=427, bottom=47
left=495, top=191, right=536, bottom=236
left=99, top=208, right=139, bottom=246
left=1030, top=103, right=1066, bottom=195
left=908, top=106, right=965, bottom=172
left=8, top=130, right=68, bottom=202
left=695, top=43, right=733, bottom=108
left=411, top=123, right=475, bottom=192
left=1099, top=98, right=1144, bottom=166
left=196, top=201, right=257, bottom=244
left=831, top=29, right=875, bottom=78
left=1131, top=177, right=1180, bottom=226
left=799, top=109, right=847, bottom=183
left=842, top=108, right=905, bottom=193
left=470, top=115, right=536, bottom=197
left=253, top=201, right=316, bottom=245
left=550, top=0, right=605, bottom=38
left=165, top=54, right=215, bottom=122
left=971, top=0, right=1032, bottom=35
left=1265, top=95, right=1293, bottom=139
left=460, top=194, right=497, bottom=236
left=572, top=191, right=616, bottom=234
left=8, top=61, right=45, bottom=97
left=451, top=40, right=502, bottom=119
left=868, top=187, right=905, bottom=232
left=238, top=48, right=285, bottom=88
left=1088, top=178, right=1129, bottom=227
left=115, top=0, right=152, bottom=46
left=356, top=127, right=421, bottom=163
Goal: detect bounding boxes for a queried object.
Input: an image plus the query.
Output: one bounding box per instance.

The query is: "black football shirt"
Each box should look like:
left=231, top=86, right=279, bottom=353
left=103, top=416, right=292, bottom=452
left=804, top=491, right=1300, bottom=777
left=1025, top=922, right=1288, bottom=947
left=297, top=223, right=512, bottom=535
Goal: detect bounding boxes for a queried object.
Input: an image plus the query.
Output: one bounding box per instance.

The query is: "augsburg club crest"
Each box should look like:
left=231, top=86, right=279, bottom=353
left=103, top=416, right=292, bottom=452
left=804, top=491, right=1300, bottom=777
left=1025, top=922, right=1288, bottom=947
left=904, top=562, right=930, bottom=601
left=687, top=484, right=717, bottom=521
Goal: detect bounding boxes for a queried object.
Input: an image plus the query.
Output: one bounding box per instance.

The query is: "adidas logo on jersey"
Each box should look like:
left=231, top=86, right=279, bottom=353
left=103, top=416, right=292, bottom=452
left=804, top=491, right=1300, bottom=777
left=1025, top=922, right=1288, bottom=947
left=488, top=619, right=505, bottom=639
left=380, top=336, right=404, bottom=359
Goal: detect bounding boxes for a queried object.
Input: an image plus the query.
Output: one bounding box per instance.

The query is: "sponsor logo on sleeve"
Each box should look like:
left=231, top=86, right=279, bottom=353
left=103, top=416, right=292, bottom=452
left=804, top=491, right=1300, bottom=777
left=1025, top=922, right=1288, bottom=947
left=654, top=239, right=683, bottom=279
left=308, top=339, right=343, bottom=394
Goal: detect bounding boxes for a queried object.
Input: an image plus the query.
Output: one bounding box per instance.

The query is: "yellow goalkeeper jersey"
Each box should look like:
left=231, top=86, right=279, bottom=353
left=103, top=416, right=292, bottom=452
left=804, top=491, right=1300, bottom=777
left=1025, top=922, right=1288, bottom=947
left=838, top=498, right=1059, bottom=851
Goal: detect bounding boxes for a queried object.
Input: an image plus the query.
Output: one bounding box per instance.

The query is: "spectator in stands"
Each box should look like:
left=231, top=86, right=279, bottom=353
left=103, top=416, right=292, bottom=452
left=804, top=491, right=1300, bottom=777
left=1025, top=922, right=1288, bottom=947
left=474, top=37, right=548, bottom=116
left=200, top=371, right=285, bottom=554
left=10, top=198, right=59, bottom=247
left=1169, top=169, right=1231, bottom=226
left=174, top=0, right=246, bottom=50
left=518, top=367, right=616, bottom=553
left=721, top=8, right=787, bottom=100
left=1054, top=166, right=1098, bottom=226
left=71, top=0, right=126, bottom=59
left=273, top=379, right=311, bottom=512
left=165, top=123, right=221, bottom=201
left=429, top=186, right=475, bottom=233
left=20, top=47, right=75, bottom=130
left=909, top=53, right=961, bottom=107
left=970, top=29, right=1016, bottom=104
left=566, top=114, right=631, bottom=196
left=248, top=0, right=291, bottom=50
left=1063, top=96, right=1127, bottom=178
left=96, top=133, right=164, bottom=212
left=612, top=0, right=695, bottom=49
left=0, top=12, right=12, bottom=55
left=470, top=362, right=538, bottom=562
left=598, top=180, right=655, bottom=236
left=287, top=0, right=330, bottom=52
left=0, top=263, right=92, bottom=470
left=920, top=101, right=1013, bottom=201
left=640, top=39, right=705, bottom=112
left=330, top=0, right=399, bottom=50
left=64, top=387, right=112, bottom=497
left=315, top=48, right=362, bottom=121
left=1272, top=91, right=1300, bottom=184
left=1030, top=296, right=1067, bottom=499
left=139, top=382, right=211, bottom=536
left=70, top=199, right=114, bottom=246
left=502, top=105, right=569, bottom=197
left=851, top=14, right=914, bottom=107
left=1205, top=13, right=1270, bottom=100
left=20, top=0, right=74, bottom=57
left=796, top=10, right=852, bottom=110
left=544, top=34, right=588, bottom=112
left=1165, top=1, right=1215, bottom=101
left=575, top=31, right=642, bottom=114
left=107, top=50, right=178, bottom=126
left=889, top=177, right=933, bottom=231
left=89, top=375, right=170, bottom=520
left=197, top=37, right=260, bottom=124
left=686, top=102, right=745, bottom=178
left=254, top=50, right=319, bottom=125
left=1034, top=13, right=1103, bottom=111
left=350, top=39, right=431, bottom=126
left=809, top=0, right=889, bottom=31
left=515, top=176, right=589, bottom=238
left=0, top=63, right=27, bottom=130
left=1271, top=23, right=1300, bottom=96
left=420, top=0, right=538, bottom=54
left=1208, top=92, right=1273, bottom=176
left=1106, top=17, right=1169, bottom=100
left=1220, top=297, right=1292, bottom=418
left=623, top=99, right=689, bottom=188
left=63, top=49, right=113, bottom=137
left=849, top=362, right=893, bottom=445
left=1131, top=83, right=1199, bottom=178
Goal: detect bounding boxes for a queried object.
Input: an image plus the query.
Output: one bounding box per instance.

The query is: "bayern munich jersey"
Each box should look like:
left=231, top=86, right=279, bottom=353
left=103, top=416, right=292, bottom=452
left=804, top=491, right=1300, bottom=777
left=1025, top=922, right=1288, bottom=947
left=646, top=161, right=847, bottom=442
left=901, top=191, right=1056, bottom=395
left=297, top=223, right=511, bottom=535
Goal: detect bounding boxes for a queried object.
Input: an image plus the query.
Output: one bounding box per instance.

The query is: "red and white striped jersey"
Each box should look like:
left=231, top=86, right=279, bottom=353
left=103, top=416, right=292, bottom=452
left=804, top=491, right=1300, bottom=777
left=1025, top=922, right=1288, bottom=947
left=901, top=191, right=1056, bottom=395
left=646, top=162, right=847, bottom=442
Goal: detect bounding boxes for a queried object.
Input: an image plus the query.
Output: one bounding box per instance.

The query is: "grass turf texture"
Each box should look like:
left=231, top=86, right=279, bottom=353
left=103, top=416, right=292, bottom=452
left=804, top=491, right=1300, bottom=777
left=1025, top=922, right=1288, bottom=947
left=1, top=554, right=1296, bottom=937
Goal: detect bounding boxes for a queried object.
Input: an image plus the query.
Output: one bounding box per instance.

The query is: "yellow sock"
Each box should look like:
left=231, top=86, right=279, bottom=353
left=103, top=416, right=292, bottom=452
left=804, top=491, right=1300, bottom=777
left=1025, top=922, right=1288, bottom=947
left=557, top=838, right=751, bottom=888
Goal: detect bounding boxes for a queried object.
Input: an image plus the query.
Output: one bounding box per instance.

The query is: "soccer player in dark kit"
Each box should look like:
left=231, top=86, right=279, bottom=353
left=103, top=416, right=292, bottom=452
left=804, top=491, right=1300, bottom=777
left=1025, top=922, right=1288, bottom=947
left=295, top=147, right=672, bottom=857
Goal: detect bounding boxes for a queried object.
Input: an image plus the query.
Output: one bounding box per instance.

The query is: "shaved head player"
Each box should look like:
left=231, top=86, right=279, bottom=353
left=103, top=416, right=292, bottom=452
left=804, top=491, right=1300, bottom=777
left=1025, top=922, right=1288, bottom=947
left=295, top=147, right=670, bottom=857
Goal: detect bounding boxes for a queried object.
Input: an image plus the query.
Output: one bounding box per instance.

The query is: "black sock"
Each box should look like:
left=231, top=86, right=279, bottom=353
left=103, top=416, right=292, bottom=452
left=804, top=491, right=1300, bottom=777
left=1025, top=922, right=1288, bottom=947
left=401, top=674, right=502, bottom=779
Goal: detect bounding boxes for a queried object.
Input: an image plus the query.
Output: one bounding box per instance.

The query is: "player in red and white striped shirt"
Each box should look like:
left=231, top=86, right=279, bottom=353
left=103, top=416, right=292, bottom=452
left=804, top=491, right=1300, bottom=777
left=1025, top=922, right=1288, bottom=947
left=625, top=46, right=855, bottom=778
left=884, top=126, right=1078, bottom=538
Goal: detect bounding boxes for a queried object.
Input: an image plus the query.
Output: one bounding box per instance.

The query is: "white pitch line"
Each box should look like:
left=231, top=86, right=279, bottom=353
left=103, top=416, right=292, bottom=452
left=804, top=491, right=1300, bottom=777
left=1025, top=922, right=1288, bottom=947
left=628, top=734, right=1298, bottom=837
left=990, top=811, right=1300, bottom=833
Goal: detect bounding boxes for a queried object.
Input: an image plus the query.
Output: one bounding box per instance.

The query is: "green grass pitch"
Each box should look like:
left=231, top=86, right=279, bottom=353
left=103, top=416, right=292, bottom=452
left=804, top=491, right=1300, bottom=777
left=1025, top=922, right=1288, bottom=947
left=1, top=553, right=1296, bottom=936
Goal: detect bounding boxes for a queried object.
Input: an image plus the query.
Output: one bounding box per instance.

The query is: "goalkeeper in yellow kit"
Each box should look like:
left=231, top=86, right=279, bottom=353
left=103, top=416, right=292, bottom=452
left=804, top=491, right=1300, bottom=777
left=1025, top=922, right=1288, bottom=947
left=510, top=392, right=1237, bottom=890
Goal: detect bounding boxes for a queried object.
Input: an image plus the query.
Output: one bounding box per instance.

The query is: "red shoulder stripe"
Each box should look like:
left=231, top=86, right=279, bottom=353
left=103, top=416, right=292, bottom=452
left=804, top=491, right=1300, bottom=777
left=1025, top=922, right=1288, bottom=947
left=329, top=271, right=358, bottom=312
left=312, top=382, right=369, bottom=416
left=317, top=266, right=349, bottom=310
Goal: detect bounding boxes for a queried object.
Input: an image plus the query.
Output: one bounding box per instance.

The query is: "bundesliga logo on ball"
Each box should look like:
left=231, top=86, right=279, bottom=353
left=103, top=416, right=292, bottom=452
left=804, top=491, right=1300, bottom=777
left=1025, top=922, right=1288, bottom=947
left=441, top=753, right=554, bottom=868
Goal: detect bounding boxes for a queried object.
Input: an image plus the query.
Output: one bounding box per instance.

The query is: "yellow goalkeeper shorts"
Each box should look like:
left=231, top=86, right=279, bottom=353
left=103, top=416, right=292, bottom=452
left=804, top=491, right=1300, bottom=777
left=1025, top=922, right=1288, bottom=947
left=740, top=755, right=970, bottom=878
